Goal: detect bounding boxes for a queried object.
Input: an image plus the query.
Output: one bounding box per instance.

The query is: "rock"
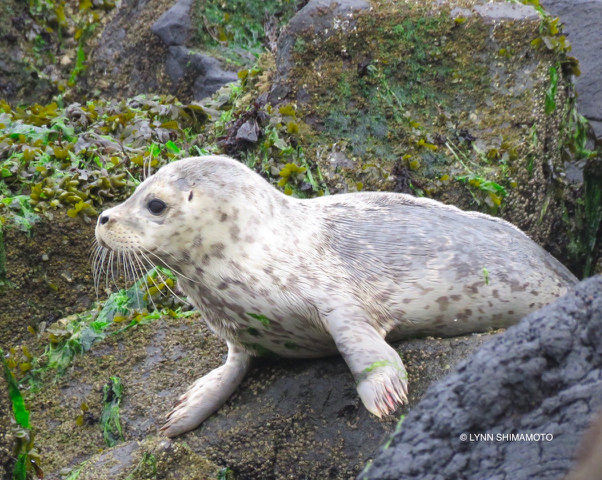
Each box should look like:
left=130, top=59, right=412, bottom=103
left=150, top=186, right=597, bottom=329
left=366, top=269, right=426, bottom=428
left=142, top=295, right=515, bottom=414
left=541, top=0, right=602, bottom=140
left=236, top=119, right=260, bottom=143
left=190, top=53, right=238, bottom=101
left=59, top=436, right=222, bottom=480
left=150, top=0, right=238, bottom=101
left=187, top=335, right=493, bottom=479
left=0, top=210, right=98, bottom=348
left=150, top=0, right=195, bottom=47
left=271, top=0, right=370, bottom=102
left=360, top=275, right=602, bottom=480
left=473, top=2, right=540, bottom=22
left=83, top=0, right=171, bottom=99
left=161, top=44, right=238, bottom=100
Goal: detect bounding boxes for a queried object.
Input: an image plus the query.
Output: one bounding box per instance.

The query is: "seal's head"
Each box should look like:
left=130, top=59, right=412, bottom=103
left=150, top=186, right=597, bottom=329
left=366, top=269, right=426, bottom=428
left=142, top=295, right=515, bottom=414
left=95, top=155, right=278, bottom=272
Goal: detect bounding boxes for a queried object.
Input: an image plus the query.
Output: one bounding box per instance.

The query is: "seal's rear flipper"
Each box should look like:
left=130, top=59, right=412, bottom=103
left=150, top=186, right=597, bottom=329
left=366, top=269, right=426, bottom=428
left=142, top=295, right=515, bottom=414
left=326, top=307, right=408, bottom=418
left=161, top=341, right=252, bottom=437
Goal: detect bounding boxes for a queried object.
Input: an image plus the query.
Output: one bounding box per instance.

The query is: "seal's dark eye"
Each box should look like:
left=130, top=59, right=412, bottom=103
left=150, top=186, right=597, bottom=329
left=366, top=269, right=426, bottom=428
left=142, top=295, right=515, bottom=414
left=148, top=199, right=166, bottom=215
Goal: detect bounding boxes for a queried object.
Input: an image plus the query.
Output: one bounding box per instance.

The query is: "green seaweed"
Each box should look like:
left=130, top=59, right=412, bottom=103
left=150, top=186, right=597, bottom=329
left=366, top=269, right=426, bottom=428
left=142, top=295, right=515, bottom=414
left=100, top=376, right=124, bottom=447
left=124, top=452, right=157, bottom=480
left=382, top=414, right=406, bottom=449
left=195, top=0, right=299, bottom=66
left=22, top=268, right=193, bottom=377
left=0, top=95, right=210, bottom=227
left=545, top=65, right=558, bottom=115
left=217, top=467, right=235, bottom=480
left=246, top=312, right=271, bottom=327
left=583, top=164, right=602, bottom=277
left=356, top=360, right=407, bottom=384
left=482, top=267, right=490, bottom=285
left=1, top=347, right=43, bottom=479
left=63, top=461, right=88, bottom=480
left=1, top=348, right=30, bottom=428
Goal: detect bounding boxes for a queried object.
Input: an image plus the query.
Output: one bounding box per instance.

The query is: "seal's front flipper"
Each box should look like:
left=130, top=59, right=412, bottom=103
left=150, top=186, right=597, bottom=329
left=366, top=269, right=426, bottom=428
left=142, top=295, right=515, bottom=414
left=326, top=307, right=408, bottom=418
left=161, top=341, right=252, bottom=437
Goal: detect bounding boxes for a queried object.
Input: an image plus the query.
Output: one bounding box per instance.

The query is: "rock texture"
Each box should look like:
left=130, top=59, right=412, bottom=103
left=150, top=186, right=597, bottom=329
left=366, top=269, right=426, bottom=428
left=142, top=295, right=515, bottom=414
left=541, top=0, right=602, bottom=141
left=360, top=275, right=602, bottom=480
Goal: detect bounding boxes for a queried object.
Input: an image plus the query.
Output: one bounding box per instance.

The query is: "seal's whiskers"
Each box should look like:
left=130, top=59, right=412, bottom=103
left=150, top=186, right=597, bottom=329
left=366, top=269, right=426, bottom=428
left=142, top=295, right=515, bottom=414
left=141, top=244, right=200, bottom=284
left=137, top=249, right=187, bottom=304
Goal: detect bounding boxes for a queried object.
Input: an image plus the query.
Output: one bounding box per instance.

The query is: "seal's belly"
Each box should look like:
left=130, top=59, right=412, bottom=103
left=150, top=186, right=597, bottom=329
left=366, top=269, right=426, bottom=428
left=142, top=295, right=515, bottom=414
left=183, top=280, right=338, bottom=359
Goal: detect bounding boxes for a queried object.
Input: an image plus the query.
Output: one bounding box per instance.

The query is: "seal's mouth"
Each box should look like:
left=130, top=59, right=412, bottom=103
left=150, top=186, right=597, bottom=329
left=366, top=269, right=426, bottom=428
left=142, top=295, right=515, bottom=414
left=97, top=237, right=110, bottom=249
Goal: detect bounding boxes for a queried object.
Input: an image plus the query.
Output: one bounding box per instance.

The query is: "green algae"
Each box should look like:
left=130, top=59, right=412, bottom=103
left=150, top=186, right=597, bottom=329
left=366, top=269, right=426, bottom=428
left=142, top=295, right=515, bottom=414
left=124, top=452, right=157, bottom=480
left=100, top=376, right=124, bottom=447
left=194, top=0, right=299, bottom=67
left=583, top=163, right=602, bottom=277
left=0, top=95, right=210, bottom=226
left=1, top=347, right=43, bottom=479
left=545, top=65, right=559, bottom=114
left=246, top=312, right=271, bottom=327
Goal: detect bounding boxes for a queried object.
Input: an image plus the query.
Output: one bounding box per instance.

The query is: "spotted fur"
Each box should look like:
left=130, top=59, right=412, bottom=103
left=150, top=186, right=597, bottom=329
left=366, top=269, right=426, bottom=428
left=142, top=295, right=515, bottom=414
left=95, top=155, right=577, bottom=437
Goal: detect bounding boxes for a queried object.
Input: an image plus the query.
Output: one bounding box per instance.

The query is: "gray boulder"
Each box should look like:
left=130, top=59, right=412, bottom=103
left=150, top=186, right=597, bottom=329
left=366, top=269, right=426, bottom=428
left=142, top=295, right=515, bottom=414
left=150, top=0, right=238, bottom=100
left=360, top=275, right=602, bottom=480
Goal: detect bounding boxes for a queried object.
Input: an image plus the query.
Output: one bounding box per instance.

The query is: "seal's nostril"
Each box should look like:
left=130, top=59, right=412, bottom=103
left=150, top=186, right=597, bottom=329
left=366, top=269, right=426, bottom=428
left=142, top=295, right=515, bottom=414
left=99, top=215, right=109, bottom=225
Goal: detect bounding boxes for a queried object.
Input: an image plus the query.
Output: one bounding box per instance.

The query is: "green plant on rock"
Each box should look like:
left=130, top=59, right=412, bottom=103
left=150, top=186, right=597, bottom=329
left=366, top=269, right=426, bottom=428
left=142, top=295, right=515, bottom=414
left=217, top=467, right=235, bottom=480
left=100, top=376, right=124, bottom=447
left=1, top=348, right=43, bottom=479
left=6, top=268, right=193, bottom=382
left=195, top=0, right=299, bottom=65
left=445, top=141, right=507, bottom=211
left=124, top=452, right=158, bottom=480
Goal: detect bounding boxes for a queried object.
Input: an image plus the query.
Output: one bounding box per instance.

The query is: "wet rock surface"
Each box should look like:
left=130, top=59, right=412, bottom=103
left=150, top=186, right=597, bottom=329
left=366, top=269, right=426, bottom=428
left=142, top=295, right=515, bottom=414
left=83, top=0, right=178, bottom=100
left=541, top=0, right=602, bottom=140
left=360, top=275, right=602, bottom=480
left=0, top=0, right=56, bottom=105
left=270, top=0, right=370, bottom=102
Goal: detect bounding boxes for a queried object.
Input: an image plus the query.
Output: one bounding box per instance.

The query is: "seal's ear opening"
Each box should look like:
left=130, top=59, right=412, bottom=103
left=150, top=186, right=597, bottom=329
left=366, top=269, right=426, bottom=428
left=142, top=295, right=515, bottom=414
left=188, top=191, right=193, bottom=201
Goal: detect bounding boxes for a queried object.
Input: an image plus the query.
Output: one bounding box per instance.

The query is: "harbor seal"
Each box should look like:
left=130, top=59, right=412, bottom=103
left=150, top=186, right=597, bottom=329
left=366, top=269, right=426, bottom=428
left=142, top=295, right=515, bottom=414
left=94, top=155, right=577, bottom=437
